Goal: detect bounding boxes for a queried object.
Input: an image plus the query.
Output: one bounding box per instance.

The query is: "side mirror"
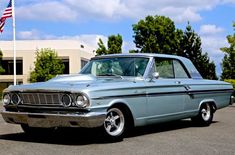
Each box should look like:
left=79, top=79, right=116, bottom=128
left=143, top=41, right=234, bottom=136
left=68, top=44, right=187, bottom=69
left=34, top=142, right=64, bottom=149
left=149, top=72, right=159, bottom=81
left=152, top=72, right=159, bottom=79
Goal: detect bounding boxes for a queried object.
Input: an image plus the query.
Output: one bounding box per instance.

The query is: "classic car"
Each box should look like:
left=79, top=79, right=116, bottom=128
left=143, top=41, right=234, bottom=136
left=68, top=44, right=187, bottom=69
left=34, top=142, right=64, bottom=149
left=1, top=53, right=234, bottom=140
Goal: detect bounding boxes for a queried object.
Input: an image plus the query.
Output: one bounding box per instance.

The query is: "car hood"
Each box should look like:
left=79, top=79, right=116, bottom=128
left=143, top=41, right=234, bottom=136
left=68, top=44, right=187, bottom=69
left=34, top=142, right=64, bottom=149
left=4, top=74, right=140, bottom=92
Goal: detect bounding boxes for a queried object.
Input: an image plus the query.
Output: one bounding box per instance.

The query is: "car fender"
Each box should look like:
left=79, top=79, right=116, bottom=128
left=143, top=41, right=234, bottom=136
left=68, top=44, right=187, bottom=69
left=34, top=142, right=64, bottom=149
left=198, top=99, right=217, bottom=113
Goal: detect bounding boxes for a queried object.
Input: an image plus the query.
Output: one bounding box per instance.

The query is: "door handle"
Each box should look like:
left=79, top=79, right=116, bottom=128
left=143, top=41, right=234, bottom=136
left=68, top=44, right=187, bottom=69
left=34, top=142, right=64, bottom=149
left=175, top=81, right=181, bottom=84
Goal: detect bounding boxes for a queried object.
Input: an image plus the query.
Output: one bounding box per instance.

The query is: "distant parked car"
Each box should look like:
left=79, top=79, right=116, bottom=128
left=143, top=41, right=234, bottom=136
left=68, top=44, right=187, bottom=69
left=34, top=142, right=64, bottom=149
left=1, top=54, right=234, bottom=140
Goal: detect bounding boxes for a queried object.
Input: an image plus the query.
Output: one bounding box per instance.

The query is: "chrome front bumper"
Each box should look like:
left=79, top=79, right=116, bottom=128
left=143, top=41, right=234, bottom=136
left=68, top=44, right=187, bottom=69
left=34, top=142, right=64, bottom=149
left=1, top=111, right=106, bottom=128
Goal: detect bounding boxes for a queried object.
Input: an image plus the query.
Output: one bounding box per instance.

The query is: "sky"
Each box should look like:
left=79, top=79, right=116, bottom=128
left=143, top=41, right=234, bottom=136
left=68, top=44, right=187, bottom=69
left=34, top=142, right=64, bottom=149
left=0, top=0, right=235, bottom=76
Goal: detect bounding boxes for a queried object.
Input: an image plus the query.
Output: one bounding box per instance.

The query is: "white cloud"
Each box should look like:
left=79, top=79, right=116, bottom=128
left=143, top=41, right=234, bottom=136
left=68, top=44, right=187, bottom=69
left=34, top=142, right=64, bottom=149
left=122, top=41, right=136, bottom=53
left=15, top=0, right=233, bottom=23
left=160, top=7, right=202, bottom=23
left=201, top=36, right=227, bottom=58
left=199, top=24, right=227, bottom=76
left=16, top=1, right=78, bottom=21
left=17, top=29, right=58, bottom=40
left=17, top=29, right=41, bottom=40
left=201, top=35, right=228, bottom=75
left=222, top=0, right=235, bottom=4
left=17, top=30, right=108, bottom=50
left=64, top=0, right=220, bottom=23
left=200, top=24, right=224, bottom=35
left=58, top=34, right=108, bottom=49
left=65, top=0, right=129, bottom=20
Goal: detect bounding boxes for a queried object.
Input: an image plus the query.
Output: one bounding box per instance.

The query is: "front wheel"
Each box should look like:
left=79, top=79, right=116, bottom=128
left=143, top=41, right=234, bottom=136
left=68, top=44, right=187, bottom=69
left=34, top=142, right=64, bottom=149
left=103, top=107, right=126, bottom=140
left=191, top=103, right=213, bottom=126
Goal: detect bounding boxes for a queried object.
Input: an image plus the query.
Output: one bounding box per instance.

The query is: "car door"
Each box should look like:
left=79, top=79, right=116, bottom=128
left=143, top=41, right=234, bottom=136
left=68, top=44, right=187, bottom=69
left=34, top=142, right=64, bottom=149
left=145, top=57, right=190, bottom=123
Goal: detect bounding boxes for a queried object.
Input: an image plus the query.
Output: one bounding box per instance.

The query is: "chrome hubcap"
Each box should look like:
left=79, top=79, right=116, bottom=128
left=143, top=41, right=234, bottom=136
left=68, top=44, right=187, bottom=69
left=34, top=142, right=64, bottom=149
left=201, top=104, right=211, bottom=121
left=104, top=108, right=125, bottom=136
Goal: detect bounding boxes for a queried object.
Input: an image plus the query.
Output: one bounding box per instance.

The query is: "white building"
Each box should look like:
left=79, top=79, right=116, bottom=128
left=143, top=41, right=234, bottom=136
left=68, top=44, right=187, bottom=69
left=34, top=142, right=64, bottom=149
left=0, top=40, right=96, bottom=92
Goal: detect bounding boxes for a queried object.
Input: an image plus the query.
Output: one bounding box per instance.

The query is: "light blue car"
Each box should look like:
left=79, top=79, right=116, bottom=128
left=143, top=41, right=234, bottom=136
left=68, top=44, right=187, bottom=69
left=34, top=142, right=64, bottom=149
left=1, top=54, right=234, bottom=140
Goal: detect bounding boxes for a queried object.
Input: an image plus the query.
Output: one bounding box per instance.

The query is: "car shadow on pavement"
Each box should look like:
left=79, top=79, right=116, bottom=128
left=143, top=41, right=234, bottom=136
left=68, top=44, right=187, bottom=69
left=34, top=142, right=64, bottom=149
left=0, top=119, right=218, bottom=145
left=126, top=119, right=218, bottom=138
left=0, top=127, right=112, bottom=145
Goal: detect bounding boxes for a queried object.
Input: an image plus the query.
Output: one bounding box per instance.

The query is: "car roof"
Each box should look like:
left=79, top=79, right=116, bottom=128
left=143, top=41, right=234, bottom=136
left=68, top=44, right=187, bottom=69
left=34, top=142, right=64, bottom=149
left=92, top=53, right=188, bottom=61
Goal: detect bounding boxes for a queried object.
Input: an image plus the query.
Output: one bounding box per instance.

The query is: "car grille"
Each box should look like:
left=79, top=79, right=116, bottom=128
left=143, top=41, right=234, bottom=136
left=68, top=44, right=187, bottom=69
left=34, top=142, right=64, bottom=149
left=20, top=93, right=62, bottom=106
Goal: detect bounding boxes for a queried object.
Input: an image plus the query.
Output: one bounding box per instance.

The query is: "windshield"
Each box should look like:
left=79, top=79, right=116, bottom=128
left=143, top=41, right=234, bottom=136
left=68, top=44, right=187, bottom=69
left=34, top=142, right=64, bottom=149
left=80, top=57, right=149, bottom=77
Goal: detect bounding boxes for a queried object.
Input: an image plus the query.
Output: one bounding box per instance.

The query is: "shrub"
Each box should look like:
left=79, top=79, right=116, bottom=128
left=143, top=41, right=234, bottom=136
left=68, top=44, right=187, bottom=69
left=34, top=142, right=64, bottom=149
left=224, top=79, right=235, bottom=96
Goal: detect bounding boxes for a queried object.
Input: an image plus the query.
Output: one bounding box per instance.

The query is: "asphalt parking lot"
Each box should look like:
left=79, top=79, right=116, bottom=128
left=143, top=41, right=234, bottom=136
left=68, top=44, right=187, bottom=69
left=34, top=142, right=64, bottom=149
left=0, top=104, right=235, bottom=155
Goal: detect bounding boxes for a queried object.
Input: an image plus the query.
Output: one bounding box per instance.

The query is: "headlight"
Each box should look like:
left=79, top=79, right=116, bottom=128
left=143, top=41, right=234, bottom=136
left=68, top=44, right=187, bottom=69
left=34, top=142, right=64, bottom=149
left=75, top=94, right=89, bottom=108
left=61, top=94, right=72, bottom=107
left=11, top=93, right=21, bottom=105
left=3, top=94, right=11, bottom=105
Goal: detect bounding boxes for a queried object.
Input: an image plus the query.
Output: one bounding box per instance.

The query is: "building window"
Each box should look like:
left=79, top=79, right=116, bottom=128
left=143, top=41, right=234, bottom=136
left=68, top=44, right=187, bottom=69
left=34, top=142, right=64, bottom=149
left=81, top=58, right=88, bottom=69
left=61, top=58, right=69, bottom=74
left=1, top=59, right=23, bottom=75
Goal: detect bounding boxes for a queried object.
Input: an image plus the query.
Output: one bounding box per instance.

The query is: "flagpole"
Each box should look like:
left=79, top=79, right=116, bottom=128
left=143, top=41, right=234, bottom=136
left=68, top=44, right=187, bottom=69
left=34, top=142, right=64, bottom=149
left=12, top=0, right=16, bottom=85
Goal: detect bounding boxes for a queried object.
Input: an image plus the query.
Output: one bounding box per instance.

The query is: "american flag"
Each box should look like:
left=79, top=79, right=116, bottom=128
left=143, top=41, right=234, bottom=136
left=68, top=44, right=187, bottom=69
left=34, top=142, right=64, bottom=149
left=0, top=0, right=12, bottom=33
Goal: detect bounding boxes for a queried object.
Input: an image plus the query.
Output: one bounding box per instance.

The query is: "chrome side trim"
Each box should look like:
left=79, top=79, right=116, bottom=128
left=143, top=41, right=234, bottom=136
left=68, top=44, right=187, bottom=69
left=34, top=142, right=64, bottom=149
left=1, top=111, right=106, bottom=128
left=91, top=89, right=233, bottom=100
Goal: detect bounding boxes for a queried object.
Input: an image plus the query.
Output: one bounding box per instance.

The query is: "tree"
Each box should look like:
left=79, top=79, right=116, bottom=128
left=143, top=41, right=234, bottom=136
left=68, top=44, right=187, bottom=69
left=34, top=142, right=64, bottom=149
left=108, top=34, right=123, bottom=54
left=96, top=34, right=123, bottom=56
left=0, top=49, right=5, bottom=74
left=96, top=38, right=108, bottom=55
left=129, top=49, right=139, bottom=53
left=30, top=48, right=65, bottom=82
left=132, top=15, right=181, bottom=54
left=220, top=23, right=235, bottom=80
left=180, top=23, right=217, bottom=79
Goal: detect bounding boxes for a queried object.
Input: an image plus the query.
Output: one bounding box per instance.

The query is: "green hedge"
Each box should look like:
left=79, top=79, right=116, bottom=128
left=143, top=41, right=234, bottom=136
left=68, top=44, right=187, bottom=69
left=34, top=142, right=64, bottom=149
left=224, top=79, right=235, bottom=88
left=224, top=79, right=235, bottom=96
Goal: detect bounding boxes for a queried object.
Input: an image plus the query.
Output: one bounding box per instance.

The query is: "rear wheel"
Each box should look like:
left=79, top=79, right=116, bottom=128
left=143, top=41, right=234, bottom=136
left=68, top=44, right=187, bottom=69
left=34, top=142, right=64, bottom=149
left=191, top=103, right=213, bottom=126
left=103, top=107, right=127, bottom=140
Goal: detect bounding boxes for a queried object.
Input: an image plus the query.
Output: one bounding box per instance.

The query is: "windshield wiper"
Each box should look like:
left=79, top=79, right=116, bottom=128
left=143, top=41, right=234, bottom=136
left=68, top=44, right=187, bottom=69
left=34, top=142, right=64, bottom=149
left=98, top=73, right=124, bottom=79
